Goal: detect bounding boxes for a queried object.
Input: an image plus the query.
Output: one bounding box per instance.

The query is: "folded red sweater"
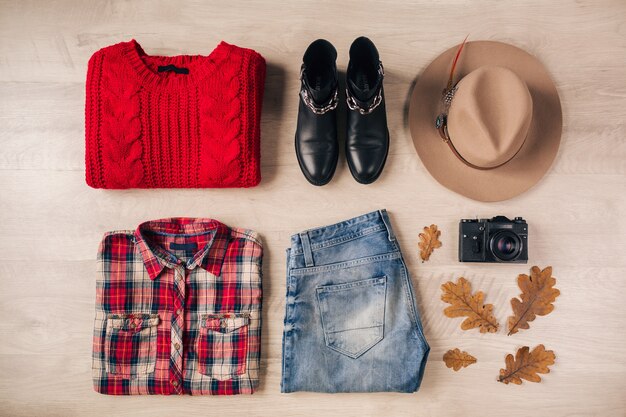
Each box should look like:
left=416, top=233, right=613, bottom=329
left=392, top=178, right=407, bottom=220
left=85, top=40, right=266, bottom=188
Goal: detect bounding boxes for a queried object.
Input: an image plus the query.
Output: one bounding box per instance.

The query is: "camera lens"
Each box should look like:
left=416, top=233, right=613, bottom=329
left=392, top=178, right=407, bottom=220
left=489, top=231, right=522, bottom=261
left=497, top=237, right=516, bottom=254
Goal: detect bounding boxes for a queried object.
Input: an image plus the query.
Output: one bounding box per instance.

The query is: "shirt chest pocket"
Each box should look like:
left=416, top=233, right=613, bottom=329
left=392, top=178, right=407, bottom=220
left=197, top=314, right=250, bottom=381
left=104, top=313, right=160, bottom=378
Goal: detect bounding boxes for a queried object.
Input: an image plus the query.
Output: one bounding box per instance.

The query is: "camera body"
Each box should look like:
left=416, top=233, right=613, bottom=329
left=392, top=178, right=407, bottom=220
left=459, top=216, right=528, bottom=263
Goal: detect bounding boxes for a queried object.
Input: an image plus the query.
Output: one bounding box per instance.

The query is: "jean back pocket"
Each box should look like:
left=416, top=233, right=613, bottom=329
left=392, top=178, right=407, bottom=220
left=105, top=313, right=160, bottom=377
left=316, top=276, right=387, bottom=359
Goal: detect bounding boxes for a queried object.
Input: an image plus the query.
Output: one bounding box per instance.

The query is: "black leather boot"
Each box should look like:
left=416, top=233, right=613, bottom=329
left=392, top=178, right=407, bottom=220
left=295, top=39, right=339, bottom=186
left=346, top=37, right=389, bottom=184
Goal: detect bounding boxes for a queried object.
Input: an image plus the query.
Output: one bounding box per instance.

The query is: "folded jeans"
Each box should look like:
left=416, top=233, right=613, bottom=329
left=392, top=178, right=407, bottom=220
left=281, top=209, right=430, bottom=393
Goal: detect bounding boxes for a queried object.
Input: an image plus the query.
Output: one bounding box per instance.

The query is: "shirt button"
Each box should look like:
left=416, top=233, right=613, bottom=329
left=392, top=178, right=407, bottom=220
left=176, top=309, right=183, bottom=316
left=174, top=343, right=181, bottom=350
left=171, top=380, right=179, bottom=387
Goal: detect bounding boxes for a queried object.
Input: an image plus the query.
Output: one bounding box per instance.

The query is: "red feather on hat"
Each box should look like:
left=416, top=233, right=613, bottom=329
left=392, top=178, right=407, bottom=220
left=446, top=35, right=469, bottom=91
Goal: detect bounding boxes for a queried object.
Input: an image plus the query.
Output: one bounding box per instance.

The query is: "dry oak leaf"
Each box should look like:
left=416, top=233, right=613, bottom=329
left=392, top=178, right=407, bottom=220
left=498, top=344, right=556, bottom=385
left=443, top=348, right=477, bottom=371
left=441, top=277, right=499, bottom=333
left=418, top=224, right=442, bottom=262
left=507, top=266, right=560, bottom=336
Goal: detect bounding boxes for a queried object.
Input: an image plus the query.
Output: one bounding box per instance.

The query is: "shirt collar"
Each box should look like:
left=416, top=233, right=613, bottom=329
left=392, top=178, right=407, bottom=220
left=134, top=218, right=230, bottom=280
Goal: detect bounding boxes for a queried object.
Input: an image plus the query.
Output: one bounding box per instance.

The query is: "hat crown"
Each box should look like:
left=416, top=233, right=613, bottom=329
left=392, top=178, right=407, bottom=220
left=448, top=66, right=533, bottom=168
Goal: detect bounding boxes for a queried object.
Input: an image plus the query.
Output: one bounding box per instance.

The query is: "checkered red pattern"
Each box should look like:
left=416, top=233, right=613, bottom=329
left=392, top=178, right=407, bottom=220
left=197, top=314, right=249, bottom=379
left=92, top=218, right=262, bottom=395
left=104, top=313, right=159, bottom=377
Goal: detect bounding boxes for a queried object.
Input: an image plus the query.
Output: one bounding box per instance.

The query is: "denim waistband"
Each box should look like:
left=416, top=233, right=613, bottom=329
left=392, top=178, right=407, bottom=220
left=290, top=209, right=395, bottom=257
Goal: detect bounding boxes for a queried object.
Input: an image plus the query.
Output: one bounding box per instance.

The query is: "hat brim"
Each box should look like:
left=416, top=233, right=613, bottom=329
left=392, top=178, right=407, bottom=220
left=409, top=41, right=562, bottom=202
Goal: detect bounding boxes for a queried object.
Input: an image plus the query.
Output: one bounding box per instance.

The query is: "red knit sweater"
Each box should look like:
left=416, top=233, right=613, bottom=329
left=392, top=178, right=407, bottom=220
left=85, top=40, right=266, bottom=188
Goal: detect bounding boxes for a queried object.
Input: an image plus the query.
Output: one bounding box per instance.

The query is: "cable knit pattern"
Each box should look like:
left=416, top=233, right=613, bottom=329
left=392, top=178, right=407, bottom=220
left=84, top=40, right=266, bottom=189
left=198, top=47, right=243, bottom=186
left=100, top=54, right=143, bottom=188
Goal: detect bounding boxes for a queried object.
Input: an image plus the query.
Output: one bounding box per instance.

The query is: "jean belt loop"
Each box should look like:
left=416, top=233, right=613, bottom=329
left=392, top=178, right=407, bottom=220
left=379, top=209, right=396, bottom=241
left=299, top=231, right=315, bottom=267
left=286, top=248, right=292, bottom=271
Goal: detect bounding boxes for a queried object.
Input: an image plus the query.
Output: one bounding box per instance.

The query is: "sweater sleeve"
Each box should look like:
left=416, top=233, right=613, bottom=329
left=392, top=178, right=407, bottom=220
left=242, top=49, right=266, bottom=187
left=85, top=49, right=104, bottom=188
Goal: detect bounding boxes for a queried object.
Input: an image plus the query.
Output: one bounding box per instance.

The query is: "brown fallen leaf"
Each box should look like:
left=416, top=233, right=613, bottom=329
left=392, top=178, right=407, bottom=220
left=498, top=344, right=555, bottom=385
left=418, top=224, right=442, bottom=262
left=507, top=266, right=560, bottom=336
left=441, top=277, right=499, bottom=333
left=443, top=348, right=477, bottom=371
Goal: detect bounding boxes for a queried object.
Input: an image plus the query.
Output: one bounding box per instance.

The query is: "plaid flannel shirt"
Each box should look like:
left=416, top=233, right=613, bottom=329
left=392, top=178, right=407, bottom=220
left=92, top=218, right=262, bottom=395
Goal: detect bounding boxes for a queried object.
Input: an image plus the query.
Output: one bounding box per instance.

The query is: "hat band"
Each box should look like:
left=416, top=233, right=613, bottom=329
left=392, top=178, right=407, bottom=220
left=436, top=115, right=526, bottom=170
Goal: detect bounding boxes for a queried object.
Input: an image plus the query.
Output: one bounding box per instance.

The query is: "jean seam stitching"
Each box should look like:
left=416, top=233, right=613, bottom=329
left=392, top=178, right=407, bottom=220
left=281, top=253, right=293, bottom=392
left=290, top=224, right=386, bottom=255
left=305, top=212, right=382, bottom=237
left=399, top=256, right=428, bottom=345
left=290, top=252, right=400, bottom=275
left=401, top=261, right=418, bottom=328
left=324, top=333, right=384, bottom=359
left=315, top=276, right=386, bottom=293
left=312, top=225, right=386, bottom=249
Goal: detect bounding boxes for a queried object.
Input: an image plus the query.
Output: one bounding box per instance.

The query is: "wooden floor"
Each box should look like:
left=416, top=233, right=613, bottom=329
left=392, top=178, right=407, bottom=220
left=1, top=1, right=625, bottom=416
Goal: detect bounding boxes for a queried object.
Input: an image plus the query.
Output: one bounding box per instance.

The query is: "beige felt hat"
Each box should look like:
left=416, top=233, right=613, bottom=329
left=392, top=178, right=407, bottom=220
left=409, top=40, right=562, bottom=202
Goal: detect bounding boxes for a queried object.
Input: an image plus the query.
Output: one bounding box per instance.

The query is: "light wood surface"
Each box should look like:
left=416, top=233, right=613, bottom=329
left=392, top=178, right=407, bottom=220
left=1, top=1, right=625, bottom=416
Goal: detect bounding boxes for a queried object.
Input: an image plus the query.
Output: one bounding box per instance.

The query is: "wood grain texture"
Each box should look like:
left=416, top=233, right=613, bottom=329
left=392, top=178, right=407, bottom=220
left=0, top=0, right=625, bottom=416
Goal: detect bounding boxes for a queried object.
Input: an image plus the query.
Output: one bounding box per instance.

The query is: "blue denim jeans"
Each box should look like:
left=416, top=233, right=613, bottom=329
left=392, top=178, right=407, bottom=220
left=281, top=209, right=430, bottom=393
